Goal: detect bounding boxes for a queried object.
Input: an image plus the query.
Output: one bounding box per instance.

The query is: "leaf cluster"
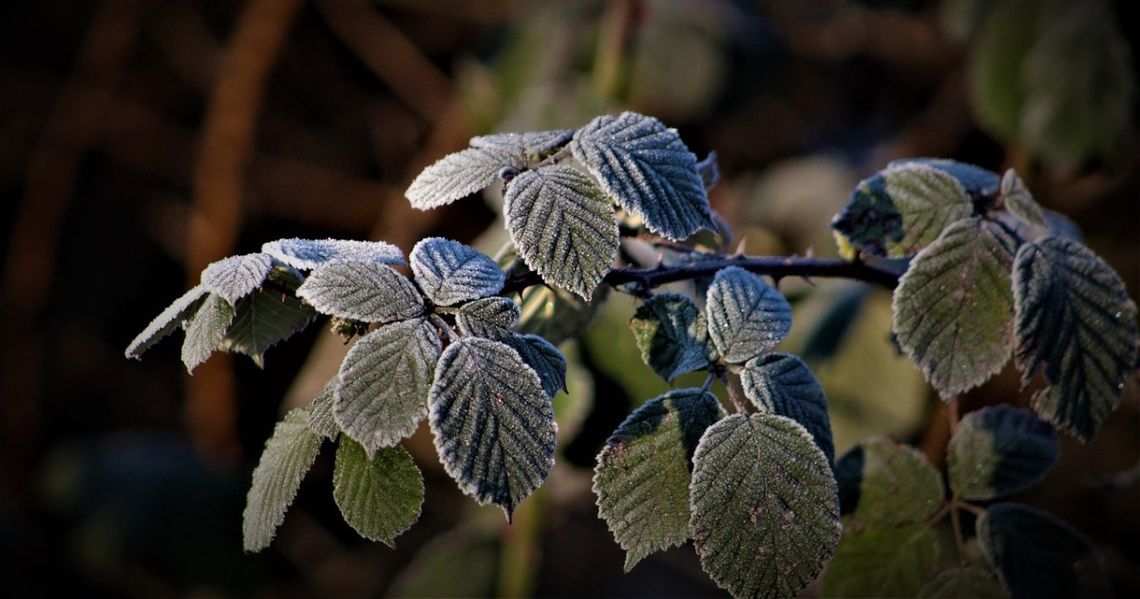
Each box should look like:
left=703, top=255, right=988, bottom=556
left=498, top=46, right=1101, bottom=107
left=125, top=113, right=1139, bottom=598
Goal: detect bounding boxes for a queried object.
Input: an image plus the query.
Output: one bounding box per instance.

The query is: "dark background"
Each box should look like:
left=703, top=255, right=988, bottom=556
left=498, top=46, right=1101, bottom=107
left=1, top=0, right=1138, bottom=596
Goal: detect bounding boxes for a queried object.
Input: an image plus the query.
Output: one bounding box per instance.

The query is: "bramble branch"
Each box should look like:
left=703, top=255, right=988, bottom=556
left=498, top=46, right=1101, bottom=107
left=502, top=255, right=904, bottom=295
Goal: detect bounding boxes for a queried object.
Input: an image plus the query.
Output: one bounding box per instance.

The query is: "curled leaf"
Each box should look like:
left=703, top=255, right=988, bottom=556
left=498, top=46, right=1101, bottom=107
left=1013, top=236, right=1138, bottom=441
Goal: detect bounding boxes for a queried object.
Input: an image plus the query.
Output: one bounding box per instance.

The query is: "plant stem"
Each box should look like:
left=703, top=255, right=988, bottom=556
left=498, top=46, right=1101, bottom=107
left=501, top=255, right=903, bottom=296
left=949, top=500, right=968, bottom=566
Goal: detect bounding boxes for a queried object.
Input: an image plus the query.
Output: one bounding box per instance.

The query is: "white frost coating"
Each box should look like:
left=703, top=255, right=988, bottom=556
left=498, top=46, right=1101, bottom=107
left=570, top=111, right=712, bottom=240
left=125, top=285, right=209, bottom=358
left=262, top=238, right=404, bottom=270
left=410, top=237, right=504, bottom=306
left=201, top=253, right=274, bottom=305
left=406, top=147, right=519, bottom=210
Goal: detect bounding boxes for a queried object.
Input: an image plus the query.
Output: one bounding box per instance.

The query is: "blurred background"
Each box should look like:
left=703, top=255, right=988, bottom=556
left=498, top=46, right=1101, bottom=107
left=1, top=0, right=1138, bottom=596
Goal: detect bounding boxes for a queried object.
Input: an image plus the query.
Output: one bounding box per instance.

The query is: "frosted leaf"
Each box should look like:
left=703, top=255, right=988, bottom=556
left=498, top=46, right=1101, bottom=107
left=504, top=165, right=619, bottom=299
left=297, top=262, right=424, bottom=323
left=307, top=379, right=339, bottom=440
left=977, top=503, right=1109, bottom=598
left=892, top=217, right=1017, bottom=398
left=262, top=238, right=404, bottom=270
left=948, top=405, right=1058, bottom=500
left=1013, top=236, right=1138, bottom=441
left=242, top=408, right=322, bottom=552
left=456, top=297, right=520, bottom=339
left=999, top=169, right=1046, bottom=226
left=200, top=253, right=274, bottom=305
left=502, top=333, right=567, bottom=398
left=125, top=285, right=209, bottom=359
left=831, top=162, right=975, bottom=258
left=181, top=293, right=234, bottom=373
left=689, top=414, right=840, bottom=599
left=741, top=353, right=835, bottom=463
left=834, top=437, right=945, bottom=527
left=593, top=388, right=723, bottom=571
left=410, top=238, right=504, bottom=306
left=333, top=437, right=424, bottom=547
left=428, top=338, right=556, bottom=518
left=469, top=129, right=573, bottom=158
left=629, top=293, right=711, bottom=383
left=335, top=318, right=442, bottom=456
left=219, top=289, right=315, bottom=367
left=570, top=111, right=712, bottom=240
left=406, top=147, right=519, bottom=210
left=887, top=158, right=1000, bottom=198
left=705, top=266, right=792, bottom=364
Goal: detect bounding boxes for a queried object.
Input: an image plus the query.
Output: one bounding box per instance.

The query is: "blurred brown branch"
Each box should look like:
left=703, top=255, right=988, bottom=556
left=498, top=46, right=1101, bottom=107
left=186, top=0, right=303, bottom=462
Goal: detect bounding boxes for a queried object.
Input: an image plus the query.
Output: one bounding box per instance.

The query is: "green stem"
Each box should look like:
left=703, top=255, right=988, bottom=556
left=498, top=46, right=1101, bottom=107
left=496, top=486, right=544, bottom=598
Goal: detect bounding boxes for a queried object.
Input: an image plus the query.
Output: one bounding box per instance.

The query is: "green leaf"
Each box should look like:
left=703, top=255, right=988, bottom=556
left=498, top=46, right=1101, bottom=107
left=977, top=503, right=1110, bottom=599
left=892, top=217, right=1017, bottom=398
left=218, top=289, right=315, bottom=367
left=741, top=353, right=835, bottom=463
left=335, top=318, right=442, bottom=456
left=456, top=297, right=520, bottom=339
left=948, top=405, right=1058, bottom=500
left=1021, top=1, right=1134, bottom=163
left=689, top=414, right=840, bottom=599
left=821, top=524, right=941, bottom=598
left=919, top=567, right=1008, bottom=599
left=125, top=285, right=209, bottom=359
left=835, top=438, right=944, bottom=528
left=503, top=165, right=618, bottom=299
left=888, top=158, right=1000, bottom=198
left=705, top=266, right=792, bottom=364
left=307, top=379, right=338, bottom=440
left=570, top=111, right=711, bottom=240
left=629, top=293, right=711, bottom=382
left=517, top=284, right=607, bottom=345
left=410, top=237, right=505, bottom=306
left=469, top=129, right=573, bottom=158
left=1013, top=236, right=1139, bottom=441
left=262, top=238, right=404, bottom=270
left=831, top=162, right=975, bottom=258
left=593, top=388, right=724, bottom=571
left=297, top=261, right=424, bottom=323
left=333, top=437, right=424, bottom=547
left=969, top=0, right=1039, bottom=140
left=406, top=147, right=519, bottom=210
left=428, top=337, right=556, bottom=517
left=242, top=408, right=322, bottom=552
left=181, top=293, right=235, bottom=373
left=200, top=253, right=274, bottom=305
left=385, top=523, right=499, bottom=598
left=503, top=333, right=567, bottom=398
left=999, top=170, right=1046, bottom=227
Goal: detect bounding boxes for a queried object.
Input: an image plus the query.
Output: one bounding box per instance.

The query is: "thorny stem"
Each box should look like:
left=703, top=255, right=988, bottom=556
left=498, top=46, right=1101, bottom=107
left=500, top=255, right=903, bottom=296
